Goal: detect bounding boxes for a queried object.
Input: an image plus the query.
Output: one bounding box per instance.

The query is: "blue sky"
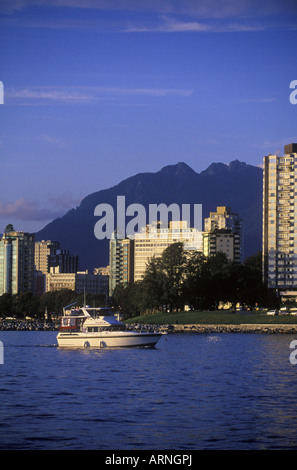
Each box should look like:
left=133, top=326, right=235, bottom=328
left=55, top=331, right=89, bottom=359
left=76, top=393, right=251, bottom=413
left=1, top=0, right=297, bottom=232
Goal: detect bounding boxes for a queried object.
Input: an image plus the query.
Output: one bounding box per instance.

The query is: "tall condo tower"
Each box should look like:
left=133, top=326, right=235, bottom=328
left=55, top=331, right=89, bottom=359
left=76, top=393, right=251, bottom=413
left=262, top=143, right=297, bottom=294
left=0, top=227, right=35, bottom=295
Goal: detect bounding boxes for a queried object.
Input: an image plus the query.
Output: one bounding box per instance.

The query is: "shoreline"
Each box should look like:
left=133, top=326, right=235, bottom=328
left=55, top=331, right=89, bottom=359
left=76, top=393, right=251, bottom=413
left=128, top=322, right=297, bottom=334
left=1, top=319, right=297, bottom=334
left=169, top=323, right=297, bottom=334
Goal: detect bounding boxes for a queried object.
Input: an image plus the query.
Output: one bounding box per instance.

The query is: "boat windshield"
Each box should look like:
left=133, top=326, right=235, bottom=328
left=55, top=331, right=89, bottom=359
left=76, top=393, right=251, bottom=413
left=87, top=325, right=126, bottom=332
left=69, top=309, right=85, bottom=316
left=85, top=308, right=114, bottom=317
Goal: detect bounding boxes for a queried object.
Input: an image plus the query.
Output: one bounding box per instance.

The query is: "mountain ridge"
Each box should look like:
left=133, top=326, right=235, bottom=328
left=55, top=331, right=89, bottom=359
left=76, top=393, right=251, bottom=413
left=35, top=160, right=263, bottom=269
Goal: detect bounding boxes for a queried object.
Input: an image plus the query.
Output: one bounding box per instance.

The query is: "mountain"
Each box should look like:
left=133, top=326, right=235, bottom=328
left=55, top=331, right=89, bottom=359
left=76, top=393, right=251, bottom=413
left=35, top=160, right=263, bottom=270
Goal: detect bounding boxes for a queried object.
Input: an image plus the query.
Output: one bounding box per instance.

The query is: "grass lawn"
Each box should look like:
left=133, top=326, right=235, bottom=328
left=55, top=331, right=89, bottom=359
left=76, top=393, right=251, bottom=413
left=125, top=310, right=297, bottom=325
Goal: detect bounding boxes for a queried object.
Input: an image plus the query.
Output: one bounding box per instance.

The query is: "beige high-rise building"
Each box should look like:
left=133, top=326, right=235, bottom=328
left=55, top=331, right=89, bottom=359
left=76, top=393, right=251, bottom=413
left=133, top=221, right=203, bottom=282
left=35, top=240, right=78, bottom=274
left=204, top=206, right=242, bottom=234
left=34, top=240, right=79, bottom=295
left=203, top=230, right=241, bottom=262
left=262, top=143, right=297, bottom=292
left=34, top=240, right=60, bottom=274
left=203, top=206, right=243, bottom=262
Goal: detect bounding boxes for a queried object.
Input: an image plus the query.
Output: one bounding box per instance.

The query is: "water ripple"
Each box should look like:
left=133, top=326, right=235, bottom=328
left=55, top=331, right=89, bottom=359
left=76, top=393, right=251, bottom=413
left=1, top=331, right=297, bottom=449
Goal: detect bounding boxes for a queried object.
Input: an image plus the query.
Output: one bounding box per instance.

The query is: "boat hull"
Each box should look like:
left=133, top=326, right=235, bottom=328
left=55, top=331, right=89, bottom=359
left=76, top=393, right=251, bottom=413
left=57, top=331, right=163, bottom=348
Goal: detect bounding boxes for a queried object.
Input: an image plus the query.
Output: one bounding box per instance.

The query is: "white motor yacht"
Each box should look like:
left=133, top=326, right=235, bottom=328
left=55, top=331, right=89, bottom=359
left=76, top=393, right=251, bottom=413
left=56, top=306, right=163, bottom=348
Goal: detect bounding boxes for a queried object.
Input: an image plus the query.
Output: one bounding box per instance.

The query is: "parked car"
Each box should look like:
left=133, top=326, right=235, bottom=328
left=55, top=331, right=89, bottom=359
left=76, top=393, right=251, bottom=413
left=279, top=307, right=289, bottom=315
left=266, top=310, right=278, bottom=315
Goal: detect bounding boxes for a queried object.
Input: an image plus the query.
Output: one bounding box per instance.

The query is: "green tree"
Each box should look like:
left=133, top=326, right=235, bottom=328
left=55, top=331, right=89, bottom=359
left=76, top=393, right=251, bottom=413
left=202, top=252, right=231, bottom=309
left=183, top=251, right=207, bottom=309
left=110, top=247, right=277, bottom=317
left=112, top=282, right=143, bottom=317
left=241, top=253, right=276, bottom=308
left=158, top=242, right=187, bottom=311
left=14, top=292, right=40, bottom=318
left=140, top=256, right=166, bottom=312
left=39, top=289, right=76, bottom=316
left=0, top=293, right=13, bottom=317
left=4, top=224, right=14, bottom=233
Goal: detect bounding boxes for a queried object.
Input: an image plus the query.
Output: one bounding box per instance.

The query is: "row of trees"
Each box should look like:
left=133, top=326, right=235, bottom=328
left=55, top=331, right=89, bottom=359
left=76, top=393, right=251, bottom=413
left=0, top=243, right=278, bottom=319
left=111, top=243, right=278, bottom=316
left=0, top=290, right=107, bottom=319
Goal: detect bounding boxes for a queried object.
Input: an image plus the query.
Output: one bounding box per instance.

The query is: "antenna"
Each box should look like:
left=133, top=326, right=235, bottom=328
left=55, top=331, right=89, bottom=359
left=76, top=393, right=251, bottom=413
left=63, top=301, right=77, bottom=315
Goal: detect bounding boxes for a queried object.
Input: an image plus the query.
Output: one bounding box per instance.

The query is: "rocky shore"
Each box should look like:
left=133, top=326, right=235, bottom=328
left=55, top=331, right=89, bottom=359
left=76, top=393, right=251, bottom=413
left=1, top=319, right=297, bottom=334
left=0, top=319, right=58, bottom=331
left=168, top=323, right=297, bottom=334
left=129, top=323, right=297, bottom=334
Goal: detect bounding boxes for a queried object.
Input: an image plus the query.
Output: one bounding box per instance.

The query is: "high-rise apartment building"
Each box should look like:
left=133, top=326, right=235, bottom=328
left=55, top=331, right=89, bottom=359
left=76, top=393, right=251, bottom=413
left=35, top=240, right=78, bottom=274
left=109, top=221, right=203, bottom=291
left=133, top=221, right=203, bottom=282
left=49, top=249, right=78, bottom=273
left=203, top=230, right=241, bottom=262
left=109, top=232, right=134, bottom=295
left=203, top=206, right=243, bottom=262
left=262, top=143, right=297, bottom=292
left=0, top=227, right=35, bottom=295
left=34, top=240, right=60, bottom=274
left=34, top=240, right=79, bottom=295
left=204, top=206, right=242, bottom=234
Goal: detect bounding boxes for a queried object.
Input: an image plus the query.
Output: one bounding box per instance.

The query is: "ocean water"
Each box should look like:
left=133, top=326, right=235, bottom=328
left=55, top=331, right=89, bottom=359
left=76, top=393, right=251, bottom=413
left=0, top=330, right=297, bottom=450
